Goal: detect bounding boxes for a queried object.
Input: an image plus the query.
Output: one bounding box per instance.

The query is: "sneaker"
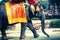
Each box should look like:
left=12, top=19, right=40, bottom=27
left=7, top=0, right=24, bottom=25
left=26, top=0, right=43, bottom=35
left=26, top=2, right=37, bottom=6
left=34, top=34, right=39, bottom=38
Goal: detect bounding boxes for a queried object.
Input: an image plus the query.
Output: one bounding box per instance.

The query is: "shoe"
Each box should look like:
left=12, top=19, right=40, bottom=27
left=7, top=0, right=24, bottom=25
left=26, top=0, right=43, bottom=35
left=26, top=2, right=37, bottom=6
left=2, top=36, right=8, bottom=40
left=19, top=38, right=25, bottom=40
left=19, top=36, right=25, bottom=40
left=20, top=37, right=25, bottom=39
left=19, top=37, right=25, bottom=40
left=20, top=35, right=26, bottom=39
left=2, top=38, right=8, bottom=40
left=47, top=34, right=49, bottom=38
left=34, top=34, right=39, bottom=38
left=24, top=35, right=26, bottom=38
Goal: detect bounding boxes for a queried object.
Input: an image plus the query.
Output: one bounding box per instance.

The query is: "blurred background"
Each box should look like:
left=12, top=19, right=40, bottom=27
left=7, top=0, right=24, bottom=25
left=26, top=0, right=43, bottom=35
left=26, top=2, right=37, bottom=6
left=0, top=0, right=60, bottom=40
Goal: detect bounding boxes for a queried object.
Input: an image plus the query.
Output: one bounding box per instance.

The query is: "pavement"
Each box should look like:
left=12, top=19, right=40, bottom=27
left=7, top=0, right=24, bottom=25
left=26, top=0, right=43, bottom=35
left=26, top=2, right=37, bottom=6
left=0, top=28, right=60, bottom=40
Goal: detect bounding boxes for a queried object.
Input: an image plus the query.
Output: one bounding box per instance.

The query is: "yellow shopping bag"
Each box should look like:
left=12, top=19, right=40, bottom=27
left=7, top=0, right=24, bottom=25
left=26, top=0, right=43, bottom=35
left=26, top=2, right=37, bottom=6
left=5, top=2, right=27, bottom=24
left=36, top=6, right=40, bottom=12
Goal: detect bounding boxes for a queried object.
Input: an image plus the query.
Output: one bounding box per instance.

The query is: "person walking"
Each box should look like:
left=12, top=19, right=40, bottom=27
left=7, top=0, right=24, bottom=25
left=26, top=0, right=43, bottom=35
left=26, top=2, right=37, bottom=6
left=0, top=0, right=27, bottom=40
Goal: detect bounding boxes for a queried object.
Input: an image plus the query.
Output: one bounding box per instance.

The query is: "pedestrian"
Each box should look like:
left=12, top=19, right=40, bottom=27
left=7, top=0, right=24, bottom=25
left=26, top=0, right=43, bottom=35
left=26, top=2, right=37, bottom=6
left=0, top=0, right=27, bottom=40
left=25, top=0, right=39, bottom=38
left=23, top=0, right=49, bottom=38
left=34, top=1, right=49, bottom=37
left=26, top=0, right=49, bottom=38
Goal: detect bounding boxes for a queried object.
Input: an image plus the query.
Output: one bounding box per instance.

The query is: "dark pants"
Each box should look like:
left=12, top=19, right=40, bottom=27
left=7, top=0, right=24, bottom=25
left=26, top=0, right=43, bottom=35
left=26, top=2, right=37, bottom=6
left=27, top=21, right=38, bottom=36
left=25, top=5, right=38, bottom=37
left=20, top=23, right=26, bottom=39
left=0, top=5, right=8, bottom=37
left=40, top=11, right=49, bottom=37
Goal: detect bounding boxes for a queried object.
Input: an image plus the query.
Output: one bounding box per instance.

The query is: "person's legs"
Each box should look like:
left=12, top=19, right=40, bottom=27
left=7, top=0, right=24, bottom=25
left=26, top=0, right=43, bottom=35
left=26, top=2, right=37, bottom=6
left=1, top=27, right=8, bottom=40
left=25, top=4, right=39, bottom=38
left=27, top=22, right=39, bottom=38
left=0, top=12, right=8, bottom=40
left=40, top=12, right=49, bottom=37
left=41, top=19, right=49, bottom=37
left=0, top=19, right=8, bottom=40
left=20, top=23, right=26, bottom=39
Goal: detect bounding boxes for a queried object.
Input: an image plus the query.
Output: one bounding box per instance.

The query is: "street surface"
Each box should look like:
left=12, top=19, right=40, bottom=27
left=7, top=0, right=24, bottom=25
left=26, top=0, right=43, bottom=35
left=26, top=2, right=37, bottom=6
left=0, top=28, right=60, bottom=40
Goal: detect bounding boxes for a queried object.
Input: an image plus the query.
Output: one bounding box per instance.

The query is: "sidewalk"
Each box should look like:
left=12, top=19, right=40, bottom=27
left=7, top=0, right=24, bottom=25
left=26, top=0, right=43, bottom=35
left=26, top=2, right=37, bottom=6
left=0, top=28, right=60, bottom=40
left=0, top=28, right=60, bottom=37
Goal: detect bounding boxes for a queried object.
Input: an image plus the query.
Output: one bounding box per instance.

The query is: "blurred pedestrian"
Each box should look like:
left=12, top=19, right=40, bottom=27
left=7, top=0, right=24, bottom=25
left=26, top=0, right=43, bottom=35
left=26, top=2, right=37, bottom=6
left=25, top=0, right=39, bottom=38
left=0, top=0, right=27, bottom=40
left=34, top=1, right=49, bottom=37
left=27, top=0, right=49, bottom=38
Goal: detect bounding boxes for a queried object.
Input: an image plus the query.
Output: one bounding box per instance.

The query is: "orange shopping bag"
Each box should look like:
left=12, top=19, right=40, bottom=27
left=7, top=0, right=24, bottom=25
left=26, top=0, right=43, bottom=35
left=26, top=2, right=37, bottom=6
left=5, top=2, right=27, bottom=24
